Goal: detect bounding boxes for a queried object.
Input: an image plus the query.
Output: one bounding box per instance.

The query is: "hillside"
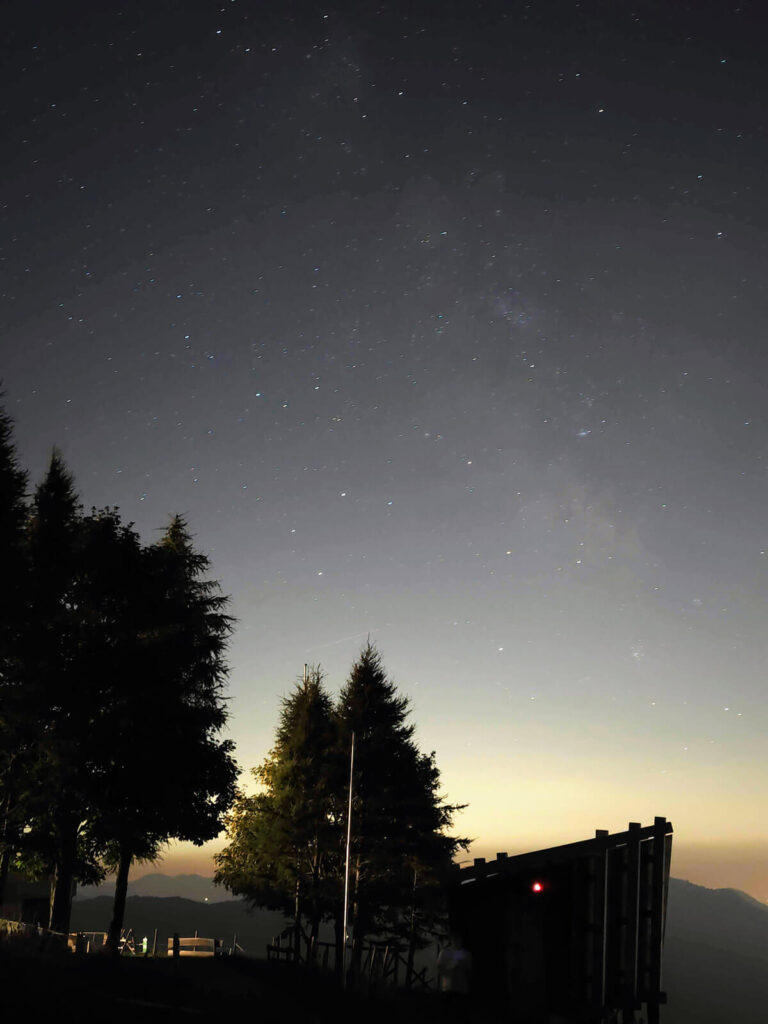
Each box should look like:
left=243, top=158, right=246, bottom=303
left=75, top=872, right=237, bottom=903
left=663, top=878, right=768, bottom=1024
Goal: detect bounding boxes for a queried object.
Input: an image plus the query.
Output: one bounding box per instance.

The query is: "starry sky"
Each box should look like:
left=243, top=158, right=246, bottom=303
left=2, top=2, right=767, bottom=899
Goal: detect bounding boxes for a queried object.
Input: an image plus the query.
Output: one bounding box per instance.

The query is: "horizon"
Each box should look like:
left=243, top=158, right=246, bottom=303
left=79, top=863, right=768, bottom=909
left=85, top=834, right=768, bottom=906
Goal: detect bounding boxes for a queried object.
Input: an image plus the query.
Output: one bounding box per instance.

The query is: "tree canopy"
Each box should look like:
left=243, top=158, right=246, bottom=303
left=337, top=644, right=468, bottom=959
left=0, top=405, right=237, bottom=939
left=1, top=398, right=467, bottom=967
left=216, top=644, right=467, bottom=978
left=215, top=667, right=339, bottom=960
left=0, top=398, right=30, bottom=906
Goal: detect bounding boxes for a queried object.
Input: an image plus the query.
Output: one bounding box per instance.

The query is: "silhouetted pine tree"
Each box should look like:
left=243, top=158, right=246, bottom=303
left=101, top=515, right=238, bottom=951
left=20, top=463, right=155, bottom=933
left=336, top=643, right=468, bottom=975
left=1, top=427, right=237, bottom=939
left=21, top=451, right=104, bottom=932
left=218, top=643, right=467, bottom=979
left=68, top=508, right=155, bottom=949
left=215, top=667, right=338, bottom=963
left=0, top=399, right=29, bottom=906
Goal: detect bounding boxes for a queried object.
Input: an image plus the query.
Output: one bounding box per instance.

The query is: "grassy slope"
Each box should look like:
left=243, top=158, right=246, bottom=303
left=0, top=951, right=441, bottom=1023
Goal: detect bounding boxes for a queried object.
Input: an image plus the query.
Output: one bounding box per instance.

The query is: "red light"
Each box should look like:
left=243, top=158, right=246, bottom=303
left=532, top=881, right=543, bottom=892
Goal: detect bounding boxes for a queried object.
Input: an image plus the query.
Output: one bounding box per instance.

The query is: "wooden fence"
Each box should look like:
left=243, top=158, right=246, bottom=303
left=267, top=933, right=433, bottom=992
left=449, top=816, right=673, bottom=1024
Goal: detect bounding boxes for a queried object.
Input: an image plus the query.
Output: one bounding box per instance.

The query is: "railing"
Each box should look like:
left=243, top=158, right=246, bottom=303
left=0, top=918, right=68, bottom=953
left=68, top=930, right=107, bottom=953
left=266, top=932, right=433, bottom=992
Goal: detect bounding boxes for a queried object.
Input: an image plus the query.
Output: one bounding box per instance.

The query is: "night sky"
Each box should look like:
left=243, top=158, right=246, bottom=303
left=2, top=2, right=767, bottom=899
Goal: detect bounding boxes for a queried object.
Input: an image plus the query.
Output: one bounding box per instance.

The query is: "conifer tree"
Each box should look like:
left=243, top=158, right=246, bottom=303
left=21, top=451, right=102, bottom=932
left=70, top=508, right=158, bottom=949
left=1, top=431, right=237, bottom=939
left=336, top=643, right=467, bottom=972
left=215, top=667, right=338, bottom=962
left=99, top=515, right=238, bottom=951
left=218, top=645, right=467, bottom=978
left=0, top=400, right=29, bottom=906
left=14, top=473, right=158, bottom=932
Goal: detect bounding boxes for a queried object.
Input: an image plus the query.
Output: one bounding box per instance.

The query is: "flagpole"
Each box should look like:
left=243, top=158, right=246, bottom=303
left=342, top=731, right=355, bottom=988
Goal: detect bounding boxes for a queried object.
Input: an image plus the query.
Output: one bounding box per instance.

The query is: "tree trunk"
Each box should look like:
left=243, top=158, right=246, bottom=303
left=308, top=912, right=320, bottom=965
left=350, top=905, right=368, bottom=981
left=106, top=842, right=132, bottom=953
left=0, top=763, right=17, bottom=907
left=334, top=911, right=344, bottom=983
left=307, top=844, right=320, bottom=965
left=350, top=858, right=365, bottom=982
left=405, top=868, right=418, bottom=989
left=405, top=925, right=417, bottom=989
left=49, top=819, right=78, bottom=934
left=0, top=844, right=11, bottom=909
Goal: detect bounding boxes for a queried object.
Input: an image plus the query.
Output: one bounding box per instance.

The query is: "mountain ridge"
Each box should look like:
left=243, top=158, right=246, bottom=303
left=78, top=870, right=768, bottom=909
left=75, top=872, right=237, bottom=903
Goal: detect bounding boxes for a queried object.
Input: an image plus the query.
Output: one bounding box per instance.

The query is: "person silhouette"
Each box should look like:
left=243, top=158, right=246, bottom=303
left=437, top=930, right=473, bottom=1020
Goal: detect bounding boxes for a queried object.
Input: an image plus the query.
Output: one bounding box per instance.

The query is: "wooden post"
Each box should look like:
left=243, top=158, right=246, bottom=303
left=172, top=932, right=180, bottom=958
left=647, top=817, right=668, bottom=1024
left=151, top=928, right=158, bottom=957
left=587, top=841, right=608, bottom=1016
left=623, top=823, right=642, bottom=1022
left=604, top=845, right=624, bottom=1010
left=405, top=867, right=417, bottom=989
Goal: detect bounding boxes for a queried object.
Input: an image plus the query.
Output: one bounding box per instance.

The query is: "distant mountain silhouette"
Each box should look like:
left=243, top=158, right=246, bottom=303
left=71, top=876, right=768, bottom=1022
left=663, top=878, right=768, bottom=1024
left=75, top=872, right=237, bottom=903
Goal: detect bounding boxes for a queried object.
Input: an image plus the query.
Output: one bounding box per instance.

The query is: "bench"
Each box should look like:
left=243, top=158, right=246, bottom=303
left=168, top=936, right=217, bottom=958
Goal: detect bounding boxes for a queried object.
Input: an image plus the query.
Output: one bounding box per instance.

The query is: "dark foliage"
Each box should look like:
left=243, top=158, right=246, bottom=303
left=0, top=405, right=237, bottom=939
left=336, top=643, right=468, bottom=961
left=216, top=643, right=467, bottom=978
left=215, top=667, right=338, bottom=961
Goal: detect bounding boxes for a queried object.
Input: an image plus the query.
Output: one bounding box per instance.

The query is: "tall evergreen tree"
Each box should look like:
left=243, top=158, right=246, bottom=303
left=67, top=508, right=156, bottom=949
left=218, top=645, right=467, bottom=979
left=0, top=399, right=29, bottom=906
left=215, top=667, right=338, bottom=963
left=19, top=463, right=153, bottom=933
left=0, top=398, right=28, bottom=653
left=21, top=451, right=102, bottom=932
left=336, top=643, right=468, bottom=973
left=99, top=515, right=238, bottom=951
left=1, top=431, right=237, bottom=939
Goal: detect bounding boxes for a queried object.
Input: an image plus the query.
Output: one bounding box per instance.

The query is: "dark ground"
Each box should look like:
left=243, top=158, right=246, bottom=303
left=8, top=876, right=768, bottom=1023
left=0, top=949, right=453, bottom=1024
